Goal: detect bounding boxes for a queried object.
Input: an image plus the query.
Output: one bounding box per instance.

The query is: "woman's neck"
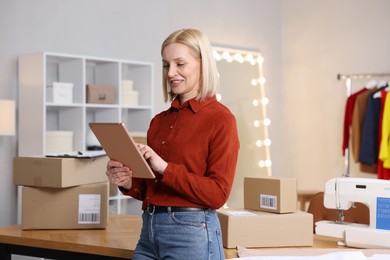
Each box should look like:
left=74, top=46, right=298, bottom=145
left=179, top=94, right=194, bottom=105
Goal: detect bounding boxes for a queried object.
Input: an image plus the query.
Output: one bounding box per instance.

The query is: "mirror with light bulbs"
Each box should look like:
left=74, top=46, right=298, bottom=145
left=213, top=47, right=271, bottom=207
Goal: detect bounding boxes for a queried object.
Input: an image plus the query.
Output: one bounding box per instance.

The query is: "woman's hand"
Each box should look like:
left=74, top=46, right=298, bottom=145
left=137, top=143, right=168, bottom=174
left=106, top=160, right=133, bottom=190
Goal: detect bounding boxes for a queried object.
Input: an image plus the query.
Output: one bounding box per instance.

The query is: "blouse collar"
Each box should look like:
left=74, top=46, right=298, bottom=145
left=171, top=96, right=217, bottom=113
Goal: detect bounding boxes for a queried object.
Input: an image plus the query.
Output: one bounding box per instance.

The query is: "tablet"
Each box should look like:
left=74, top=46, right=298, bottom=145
left=89, top=122, right=155, bottom=179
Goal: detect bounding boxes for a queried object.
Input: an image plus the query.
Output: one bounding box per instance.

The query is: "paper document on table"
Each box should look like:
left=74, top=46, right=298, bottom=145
left=46, top=150, right=106, bottom=159
left=229, top=251, right=390, bottom=260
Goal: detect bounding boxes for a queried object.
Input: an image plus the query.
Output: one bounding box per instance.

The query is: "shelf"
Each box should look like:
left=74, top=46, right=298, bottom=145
left=18, top=51, right=154, bottom=216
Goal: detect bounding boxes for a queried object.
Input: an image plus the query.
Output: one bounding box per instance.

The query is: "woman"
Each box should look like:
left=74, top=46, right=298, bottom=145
left=106, top=28, right=239, bottom=260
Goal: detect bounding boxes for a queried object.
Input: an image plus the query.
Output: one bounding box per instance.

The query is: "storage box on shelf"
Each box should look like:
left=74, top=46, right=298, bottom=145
left=46, top=82, right=74, bottom=104
left=45, top=130, right=74, bottom=153
left=86, top=84, right=115, bottom=104
left=121, top=80, right=139, bottom=106
left=18, top=52, right=154, bottom=218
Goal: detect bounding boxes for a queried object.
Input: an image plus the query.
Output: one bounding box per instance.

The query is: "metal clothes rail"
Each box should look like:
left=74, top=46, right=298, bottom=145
left=337, top=73, right=390, bottom=80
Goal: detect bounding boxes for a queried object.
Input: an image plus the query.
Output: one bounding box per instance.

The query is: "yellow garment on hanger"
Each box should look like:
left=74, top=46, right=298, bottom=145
left=379, top=92, right=390, bottom=168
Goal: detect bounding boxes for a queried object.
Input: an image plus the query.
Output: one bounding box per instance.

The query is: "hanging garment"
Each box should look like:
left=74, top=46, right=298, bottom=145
left=342, top=88, right=370, bottom=155
left=377, top=89, right=390, bottom=179
left=351, top=88, right=377, bottom=174
left=359, top=88, right=383, bottom=166
left=351, top=88, right=378, bottom=173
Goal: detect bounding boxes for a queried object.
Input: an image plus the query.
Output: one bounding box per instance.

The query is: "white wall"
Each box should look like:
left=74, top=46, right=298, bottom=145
left=280, top=0, right=390, bottom=191
left=0, top=0, right=282, bottom=225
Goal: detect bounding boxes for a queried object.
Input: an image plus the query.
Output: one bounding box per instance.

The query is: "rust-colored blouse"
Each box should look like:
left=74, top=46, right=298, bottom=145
left=122, top=96, right=240, bottom=210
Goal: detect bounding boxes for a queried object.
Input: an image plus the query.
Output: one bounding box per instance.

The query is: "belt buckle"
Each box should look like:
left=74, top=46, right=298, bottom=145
left=147, top=204, right=155, bottom=215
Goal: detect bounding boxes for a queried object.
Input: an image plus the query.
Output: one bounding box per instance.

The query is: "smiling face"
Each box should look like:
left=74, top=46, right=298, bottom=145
left=162, top=43, right=202, bottom=104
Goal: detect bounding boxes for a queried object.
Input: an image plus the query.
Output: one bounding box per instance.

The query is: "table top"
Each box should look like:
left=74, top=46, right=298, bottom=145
left=0, top=214, right=142, bottom=258
left=2, top=214, right=387, bottom=259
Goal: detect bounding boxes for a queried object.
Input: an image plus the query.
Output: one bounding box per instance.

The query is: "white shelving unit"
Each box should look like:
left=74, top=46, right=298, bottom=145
left=18, top=52, right=154, bottom=217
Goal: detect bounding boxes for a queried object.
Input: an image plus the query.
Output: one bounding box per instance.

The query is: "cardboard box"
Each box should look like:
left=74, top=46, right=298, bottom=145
left=217, top=208, right=313, bottom=248
left=14, top=155, right=109, bottom=188
left=244, top=176, right=297, bottom=213
left=86, top=84, right=115, bottom=104
left=22, top=182, right=109, bottom=230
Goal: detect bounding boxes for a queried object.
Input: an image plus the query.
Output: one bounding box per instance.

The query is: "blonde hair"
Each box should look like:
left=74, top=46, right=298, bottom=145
left=161, top=28, right=219, bottom=102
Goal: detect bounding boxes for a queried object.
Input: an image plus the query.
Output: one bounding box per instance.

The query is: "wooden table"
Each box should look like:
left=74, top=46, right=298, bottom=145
left=2, top=214, right=387, bottom=259
left=0, top=214, right=141, bottom=260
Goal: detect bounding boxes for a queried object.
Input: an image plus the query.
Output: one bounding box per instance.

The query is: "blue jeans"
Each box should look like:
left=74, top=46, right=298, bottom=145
left=132, top=209, right=225, bottom=260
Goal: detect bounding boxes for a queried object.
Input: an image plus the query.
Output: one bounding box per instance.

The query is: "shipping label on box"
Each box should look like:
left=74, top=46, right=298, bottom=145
left=78, top=194, right=102, bottom=224
left=13, top=155, right=109, bottom=188
left=217, top=208, right=313, bottom=248
left=244, top=176, right=297, bottom=213
left=22, top=182, right=109, bottom=230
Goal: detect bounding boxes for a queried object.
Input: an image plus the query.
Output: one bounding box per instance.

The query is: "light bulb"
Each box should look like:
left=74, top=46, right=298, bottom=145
left=245, top=54, right=254, bottom=63
left=213, top=50, right=221, bottom=61
left=258, top=160, right=265, bottom=167
left=216, top=93, right=222, bottom=101
left=253, top=120, right=260, bottom=127
left=263, top=118, right=271, bottom=126
left=256, top=56, right=264, bottom=64
left=256, top=140, right=262, bottom=147
left=233, top=53, right=244, bottom=63
left=222, top=51, right=233, bottom=62
left=258, top=77, right=266, bottom=85
left=265, top=160, right=272, bottom=167
left=251, top=79, right=258, bottom=86
left=263, top=139, right=271, bottom=146
left=261, top=97, right=269, bottom=105
left=252, top=99, right=259, bottom=107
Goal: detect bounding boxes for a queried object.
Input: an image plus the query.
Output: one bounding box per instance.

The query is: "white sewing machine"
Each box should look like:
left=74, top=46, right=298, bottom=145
left=315, top=177, right=390, bottom=248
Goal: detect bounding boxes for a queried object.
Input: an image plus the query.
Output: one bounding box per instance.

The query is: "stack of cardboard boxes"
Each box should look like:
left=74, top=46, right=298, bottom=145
left=13, top=155, right=109, bottom=230
left=218, top=176, right=313, bottom=248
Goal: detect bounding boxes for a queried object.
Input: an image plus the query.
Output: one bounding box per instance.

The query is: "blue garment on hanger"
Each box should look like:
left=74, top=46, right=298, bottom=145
left=359, top=86, right=387, bottom=164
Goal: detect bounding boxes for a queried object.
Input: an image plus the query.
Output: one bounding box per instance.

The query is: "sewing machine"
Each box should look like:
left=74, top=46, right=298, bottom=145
left=315, top=177, right=390, bottom=248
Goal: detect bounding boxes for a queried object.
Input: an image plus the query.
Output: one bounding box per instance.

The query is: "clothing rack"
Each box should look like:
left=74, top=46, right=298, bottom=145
left=337, top=73, right=390, bottom=80
left=338, top=72, right=390, bottom=177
